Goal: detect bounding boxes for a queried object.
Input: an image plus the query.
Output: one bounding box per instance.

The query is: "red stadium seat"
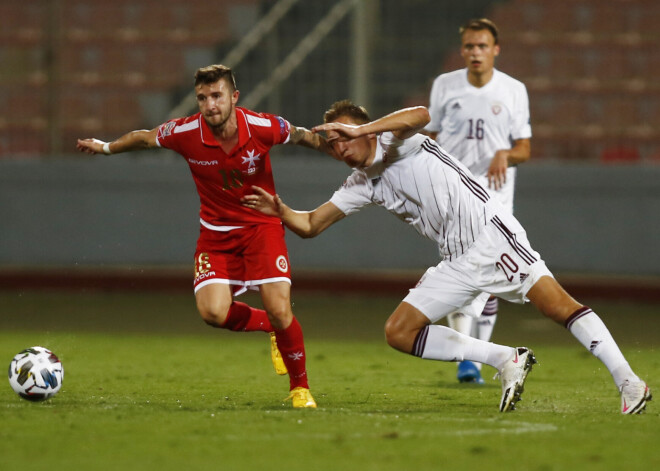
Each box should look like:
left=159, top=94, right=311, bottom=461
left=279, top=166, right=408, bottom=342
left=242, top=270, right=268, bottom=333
left=600, top=146, right=640, bottom=163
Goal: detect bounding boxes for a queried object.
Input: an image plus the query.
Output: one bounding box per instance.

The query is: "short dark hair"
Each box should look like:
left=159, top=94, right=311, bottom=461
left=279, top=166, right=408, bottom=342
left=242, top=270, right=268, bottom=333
left=323, top=99, right=371, bottom=124
left=194, top=64, right=237, bottom=90
left=459, top=18, right=499, bottom=45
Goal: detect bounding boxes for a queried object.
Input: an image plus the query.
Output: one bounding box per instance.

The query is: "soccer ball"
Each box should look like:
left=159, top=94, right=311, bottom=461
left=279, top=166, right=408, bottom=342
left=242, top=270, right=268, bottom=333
left=8, top=346, right=64, bottom=401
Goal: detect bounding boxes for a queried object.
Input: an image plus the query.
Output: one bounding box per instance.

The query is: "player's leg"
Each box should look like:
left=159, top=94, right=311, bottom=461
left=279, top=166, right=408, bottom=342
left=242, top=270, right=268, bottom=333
left=474, top=296, right=498, bottom=343
left=385, top=301, right=513, bottom=367
left=456, top=296, right=499, bottom=382
left=526, top=276, right=651, bottom=413
left=194, top=245, right=286, bottom=375
left=482, top=212, right=650, bottom=413
left=195, top=282, right=274, bottom=332
left=447, top=312, right=472, bottom=336
left=260, top=281, right=315, bottom=408
left=195, top=281, right=288, bottom=378
left=447, top=311, right=482, bottom=382
left=450, top=293, right=493, bottom=383
left=384, top=300, right=535, bottom=412
left=193, top=232, right=275, bottom=332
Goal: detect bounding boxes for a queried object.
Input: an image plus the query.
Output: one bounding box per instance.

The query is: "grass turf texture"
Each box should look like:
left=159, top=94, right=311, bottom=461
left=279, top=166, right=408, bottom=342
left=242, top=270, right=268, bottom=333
left=0, top=291, right=658, bottom=470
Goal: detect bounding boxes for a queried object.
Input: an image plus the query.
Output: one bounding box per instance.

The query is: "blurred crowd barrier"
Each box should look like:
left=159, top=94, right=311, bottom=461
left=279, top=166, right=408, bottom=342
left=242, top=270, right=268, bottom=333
left=1, top=155, right=659, bottom=276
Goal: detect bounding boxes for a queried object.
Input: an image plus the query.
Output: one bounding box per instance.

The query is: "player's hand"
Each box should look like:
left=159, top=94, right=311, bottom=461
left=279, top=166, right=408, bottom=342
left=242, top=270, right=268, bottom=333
left=76, top=138, right=106, bottom=155
left=241, top=186, right=282, bottom=217
left=312, top=122, right=362, bottom=143
left=487, top=150, right=509, bottom=190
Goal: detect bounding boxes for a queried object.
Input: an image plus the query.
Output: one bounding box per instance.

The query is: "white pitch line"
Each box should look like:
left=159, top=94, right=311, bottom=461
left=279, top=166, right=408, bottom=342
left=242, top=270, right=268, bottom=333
left=219, top=421, right=558, bottom=441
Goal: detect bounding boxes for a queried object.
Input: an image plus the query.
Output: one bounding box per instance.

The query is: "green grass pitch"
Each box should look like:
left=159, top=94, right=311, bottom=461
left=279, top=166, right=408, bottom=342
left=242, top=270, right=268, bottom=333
left=0, top=291, right=658, bottom=470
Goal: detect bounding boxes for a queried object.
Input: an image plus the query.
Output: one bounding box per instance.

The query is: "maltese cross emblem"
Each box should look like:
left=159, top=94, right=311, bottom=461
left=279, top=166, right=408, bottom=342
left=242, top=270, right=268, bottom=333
left=241, top=149, right=261, bottom=168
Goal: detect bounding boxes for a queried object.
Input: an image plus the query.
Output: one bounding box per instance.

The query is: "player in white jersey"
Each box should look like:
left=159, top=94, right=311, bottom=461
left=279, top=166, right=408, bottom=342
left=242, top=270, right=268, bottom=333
left=425, top=19, right=532, bottom=383
left=241, top=101, right=651, bottom=414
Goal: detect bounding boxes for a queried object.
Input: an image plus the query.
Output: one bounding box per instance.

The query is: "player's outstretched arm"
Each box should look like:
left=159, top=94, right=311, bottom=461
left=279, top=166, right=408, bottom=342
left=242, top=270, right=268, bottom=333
left=241, top=185, right=345, bottom=238
left=76, top=128, right=160, bottom=155
left=312, top=106, right=431, bottom=141
left=288, top=125, right=334, bottom=157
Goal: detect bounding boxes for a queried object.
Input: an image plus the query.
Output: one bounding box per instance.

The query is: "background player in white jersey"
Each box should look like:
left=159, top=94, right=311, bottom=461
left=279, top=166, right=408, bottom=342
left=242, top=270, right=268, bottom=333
left=242, top=101, right=651, bottom=414
left=425, top=18, right=532, bottom=383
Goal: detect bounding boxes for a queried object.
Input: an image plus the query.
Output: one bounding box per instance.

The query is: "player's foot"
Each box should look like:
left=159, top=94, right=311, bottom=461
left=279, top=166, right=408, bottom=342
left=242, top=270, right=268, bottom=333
left=269, top=332, right=288, bottom=375
left=457, top=360, right=485, bottom=384
left=620, top=380, right=652, bottom=414
left=498, top=347, right=536, bottom=412
left=285, top=387, right=317, bottom=408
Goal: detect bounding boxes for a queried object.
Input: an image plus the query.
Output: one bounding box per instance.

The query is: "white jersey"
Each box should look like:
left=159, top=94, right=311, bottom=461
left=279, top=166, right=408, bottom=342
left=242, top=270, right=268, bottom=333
left=425, top=68, right=531, bottom=211
left=330, top=132, right=502, bottom=261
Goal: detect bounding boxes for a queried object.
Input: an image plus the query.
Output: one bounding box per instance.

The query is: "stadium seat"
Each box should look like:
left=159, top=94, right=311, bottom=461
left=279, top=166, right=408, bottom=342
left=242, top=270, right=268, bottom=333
left=0, top=3, right=45, bottom=43
left=478, top=0, right=660, bottom=161
left=2, top=0, right=657, bottom=160
left=496, top=47, right=536, bottom=79
left=3, top=89, right=47, bottom=122
left=600, top=146, right=641, bottom=163
left=572, top=2, right=629, bottom=34
left=598, top=96, right=639, bottom=128
left=0, top=126, right=49, bottom=157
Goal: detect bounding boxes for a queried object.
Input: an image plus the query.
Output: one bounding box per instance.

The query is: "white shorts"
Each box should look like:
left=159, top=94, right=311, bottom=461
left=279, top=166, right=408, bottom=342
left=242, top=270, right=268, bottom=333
left=403, top=212, right=554, bottom=323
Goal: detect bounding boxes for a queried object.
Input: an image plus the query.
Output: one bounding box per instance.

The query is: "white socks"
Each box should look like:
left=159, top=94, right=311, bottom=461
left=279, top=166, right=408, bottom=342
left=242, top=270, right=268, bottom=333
left=413, top=324, right=514, bottom=371
left=475, top=297, right=498, bottom=342
left=447, top=311, right=472, bottom=335
left=565, top=307, right=639, bottom=388
left=448, top=297, right=499, bottom=371
left=447, top=298, right=498, bottom=341
left=413, top=306, right=639, bottom=389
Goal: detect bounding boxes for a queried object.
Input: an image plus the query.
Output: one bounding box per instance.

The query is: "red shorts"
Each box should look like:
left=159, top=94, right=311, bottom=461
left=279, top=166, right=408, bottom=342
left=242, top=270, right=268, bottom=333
left=193, top=223, right=291, bottom=295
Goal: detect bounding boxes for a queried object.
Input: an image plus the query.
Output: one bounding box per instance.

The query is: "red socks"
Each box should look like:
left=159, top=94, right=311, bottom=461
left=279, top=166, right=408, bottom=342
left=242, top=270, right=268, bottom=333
left=274, top=317, right=309, bottom=390
left=222, top=303, right=309, bottom=390
left=222, top=301, right=273, bottom=332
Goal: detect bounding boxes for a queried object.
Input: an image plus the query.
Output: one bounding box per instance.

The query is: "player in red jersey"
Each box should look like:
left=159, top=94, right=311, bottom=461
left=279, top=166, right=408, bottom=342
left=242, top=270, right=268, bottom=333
left=76, top=64, right=330, bottom=408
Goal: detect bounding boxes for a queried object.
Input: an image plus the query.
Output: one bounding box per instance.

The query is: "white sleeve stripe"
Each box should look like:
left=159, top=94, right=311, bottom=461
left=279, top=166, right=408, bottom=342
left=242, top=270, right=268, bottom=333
left=173, top=120, right=200, bottom=134
left=246, top=115, right=272, bottom=127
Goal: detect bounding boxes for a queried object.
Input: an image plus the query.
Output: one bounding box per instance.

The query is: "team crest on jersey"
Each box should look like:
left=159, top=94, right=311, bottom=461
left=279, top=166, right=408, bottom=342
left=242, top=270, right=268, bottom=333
left=159, top=121, right=176, bottom=138
left=241, top=149, right=261, bottom=175
left=491, top=103, right=502, bottom=115
left=276, top=255, right=288, bottom=273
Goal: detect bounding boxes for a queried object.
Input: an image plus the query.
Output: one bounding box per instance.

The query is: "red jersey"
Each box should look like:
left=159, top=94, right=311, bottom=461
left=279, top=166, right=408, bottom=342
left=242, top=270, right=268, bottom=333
left=156, top=107, right=291, bottom=226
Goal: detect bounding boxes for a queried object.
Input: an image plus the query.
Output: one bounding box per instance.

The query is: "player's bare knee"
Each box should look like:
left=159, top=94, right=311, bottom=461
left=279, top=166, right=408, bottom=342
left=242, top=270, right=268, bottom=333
left=196, top=299, right=230, bottom=328
left=260, top=282, right=293, bottom=330
left=265, top=305, right=292, bottom=330
left=384, top=318, right=408, bottom=352
left=199, top=309, right=227, bottom=328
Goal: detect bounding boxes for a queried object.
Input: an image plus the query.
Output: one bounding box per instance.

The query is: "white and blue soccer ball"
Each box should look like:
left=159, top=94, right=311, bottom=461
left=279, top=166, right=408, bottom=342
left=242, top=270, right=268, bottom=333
left=8, top=346, right=64, bottom=401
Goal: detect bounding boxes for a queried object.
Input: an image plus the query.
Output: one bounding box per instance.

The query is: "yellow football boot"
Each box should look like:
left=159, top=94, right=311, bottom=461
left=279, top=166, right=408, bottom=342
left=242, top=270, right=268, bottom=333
left=269, top=332, right=288, bottom=375
left=285, top=387, right=317, bottom=408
